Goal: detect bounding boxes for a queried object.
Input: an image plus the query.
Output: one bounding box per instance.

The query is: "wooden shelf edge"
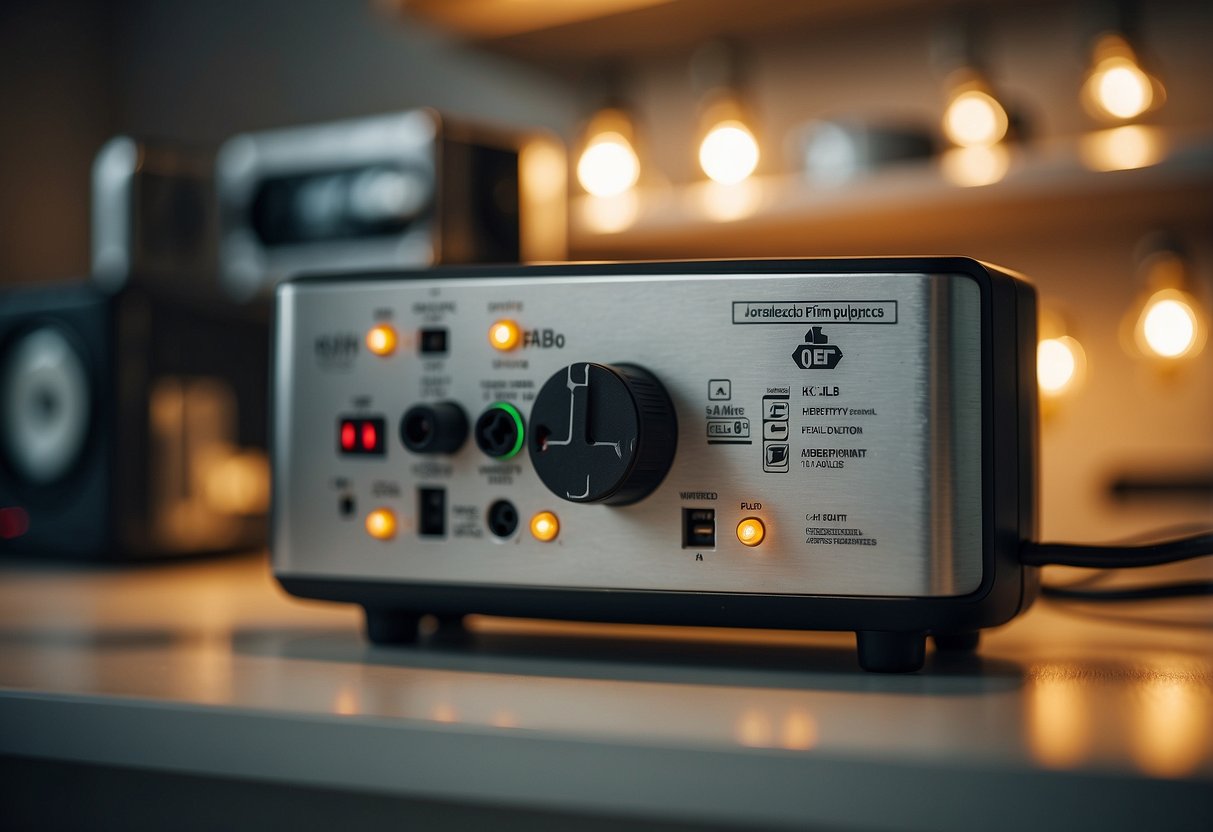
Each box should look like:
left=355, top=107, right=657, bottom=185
left=568, top=130, right=1213, bottom=258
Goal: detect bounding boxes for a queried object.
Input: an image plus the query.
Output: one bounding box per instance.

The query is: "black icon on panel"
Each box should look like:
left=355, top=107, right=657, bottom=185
left=764, top=443, right=790, bottom=472
left=763, top=421, right=788, bottom=440
left=792, top=326, right=843, bottom=370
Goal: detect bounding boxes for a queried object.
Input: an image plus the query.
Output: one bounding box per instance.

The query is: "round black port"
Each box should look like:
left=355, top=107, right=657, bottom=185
left=486, top=500, right=519, bottom=538
left=400, top=402, right=468, bottom=454
left=402, top=409, right=434, bottom=448
left=474, top=402, right=525, bottom=459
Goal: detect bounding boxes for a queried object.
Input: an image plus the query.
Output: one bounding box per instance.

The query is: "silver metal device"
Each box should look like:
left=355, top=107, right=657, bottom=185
left=91, top=136, right=217, bottom=299
left=217, top=110, right=566, bottom=302
left=272, top=259, right=1038, bottom=672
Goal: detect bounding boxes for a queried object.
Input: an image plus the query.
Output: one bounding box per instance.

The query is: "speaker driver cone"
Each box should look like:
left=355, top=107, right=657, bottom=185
left=0, top=326, right=91, bottom=485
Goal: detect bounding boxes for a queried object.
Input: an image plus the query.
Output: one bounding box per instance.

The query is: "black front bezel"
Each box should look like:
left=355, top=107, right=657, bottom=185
left=0, top=284, right=115, bottom=559
left=275, top=257, right=1035, bottom=635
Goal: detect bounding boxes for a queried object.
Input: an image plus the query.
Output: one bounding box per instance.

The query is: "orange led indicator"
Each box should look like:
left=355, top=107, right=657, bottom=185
left=736, top=517, right=765, bottom=547
left=365, top=508, right=397, bottom=540
left=366, top=324, right=398, bottom=356
left=530, top=511, right=559, bottom=542
left=489, top=319, right=521, bottom=351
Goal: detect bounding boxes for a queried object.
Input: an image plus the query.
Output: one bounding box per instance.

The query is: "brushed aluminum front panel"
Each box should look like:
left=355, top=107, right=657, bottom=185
left=274, top=271, right=983, bottom=597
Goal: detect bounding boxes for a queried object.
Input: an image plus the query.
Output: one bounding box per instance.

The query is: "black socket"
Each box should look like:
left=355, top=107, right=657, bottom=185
left=682, top=508, right=716, bottom=548
left=486, top=500, right=519, bottom=538
left=474, top=403, right=525, bottom=459
left=400, top=402, right=468, bottom=454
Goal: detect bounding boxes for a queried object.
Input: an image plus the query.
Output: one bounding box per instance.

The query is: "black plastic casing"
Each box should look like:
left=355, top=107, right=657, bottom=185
left=0, top=282, right=269, bottom=560
left=274, top=257, right=1039, bottom=638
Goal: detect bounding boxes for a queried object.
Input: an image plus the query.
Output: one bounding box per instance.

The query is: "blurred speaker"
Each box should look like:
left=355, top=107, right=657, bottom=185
left=0, top=282, right=268, bottom=559
left=216, top=109, right=566, bottom=301
left=3, top=136, right=268, bottom=560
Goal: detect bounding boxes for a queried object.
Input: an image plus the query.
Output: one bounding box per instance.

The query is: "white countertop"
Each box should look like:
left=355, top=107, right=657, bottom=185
left=1, top=553, right=1210, bottom=830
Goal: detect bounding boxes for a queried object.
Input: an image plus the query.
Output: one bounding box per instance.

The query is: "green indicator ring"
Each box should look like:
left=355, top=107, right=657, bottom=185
left=492, top=401, right=525, bottom=459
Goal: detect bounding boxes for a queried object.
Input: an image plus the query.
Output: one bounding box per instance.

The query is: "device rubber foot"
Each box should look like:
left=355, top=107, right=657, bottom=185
left=932, top=630, right=981, bottom=652
left=855, top=631, right=926, bottom=673
left=363, top=608, right=422, bottom=645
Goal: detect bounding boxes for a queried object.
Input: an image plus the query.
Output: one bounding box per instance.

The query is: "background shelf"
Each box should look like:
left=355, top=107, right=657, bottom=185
left=569, top=130, right=1213, bottom=259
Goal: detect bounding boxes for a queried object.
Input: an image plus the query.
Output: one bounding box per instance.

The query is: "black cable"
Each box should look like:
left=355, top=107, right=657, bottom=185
left=1020, top=531, right=1213, bottom=568
left=1041, top=580, right=1213, bottom=602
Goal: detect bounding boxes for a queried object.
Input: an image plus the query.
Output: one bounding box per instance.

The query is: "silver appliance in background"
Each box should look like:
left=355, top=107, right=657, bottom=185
left=796, top=120, right=937, bottom=186
left=216, top=109, right=566, bottom=301
left=91, top=136, right=219, bottom=299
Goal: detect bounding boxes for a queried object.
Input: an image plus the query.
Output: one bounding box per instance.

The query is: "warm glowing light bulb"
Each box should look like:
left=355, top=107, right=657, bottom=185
left=365, top=508, right=397, bottom=540
left=530, top=511, right=559, bottom=542
left=1084, top=35, right=1162, bottom=123
left=488, top=319, right=521, bottom=351
left=736, top=516, right=765, bottom=547
left=943, top=90, right=1009, bottom=148
left=577, top=133, right=639, bottom=197
left=366, top=324, right=397, bottom=356
left=699, top=121, right=759, bottom=185
left=1038, top=338, right=1080, bottom=395
left=1140, top=294, right=1199, bottom=358
left=1094, top=59, right=1152, bottom=119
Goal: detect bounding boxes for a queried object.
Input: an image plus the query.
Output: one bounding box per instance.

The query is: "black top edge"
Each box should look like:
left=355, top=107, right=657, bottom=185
left=280, top=256, right=1008, bottom=290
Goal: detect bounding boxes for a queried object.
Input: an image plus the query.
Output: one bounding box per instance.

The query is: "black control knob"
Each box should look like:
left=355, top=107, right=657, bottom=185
left=528, top=363, right=677, bottom=505
left=400, top=402, right=468, bottom=454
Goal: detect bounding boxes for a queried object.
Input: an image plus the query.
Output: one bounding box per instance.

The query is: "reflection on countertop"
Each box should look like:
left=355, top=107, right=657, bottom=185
left=0, top=552, right=1210, bottom=783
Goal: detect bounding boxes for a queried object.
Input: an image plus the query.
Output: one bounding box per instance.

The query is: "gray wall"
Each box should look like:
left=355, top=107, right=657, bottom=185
left=0, top=0, right=116, bottom=282
left=0, top=0, right=578, bottom=284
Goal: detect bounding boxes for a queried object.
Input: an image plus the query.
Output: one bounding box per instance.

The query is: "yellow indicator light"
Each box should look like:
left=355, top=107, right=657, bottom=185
left=489, top=319, right=521, bottom=351
left=366, top=324, right=397, bottom=357
left=365, top=508, right=397, bottom=540
left=530, top=511, right=559, bottom=542
left=736, top=517, right=765, bottom=547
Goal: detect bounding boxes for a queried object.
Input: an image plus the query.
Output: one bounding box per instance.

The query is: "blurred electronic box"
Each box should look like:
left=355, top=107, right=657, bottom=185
left=0, top=112, right=564, bottom=559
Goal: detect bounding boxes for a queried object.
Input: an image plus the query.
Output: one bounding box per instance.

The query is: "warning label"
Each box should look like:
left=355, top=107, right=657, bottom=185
left=804, top=512, right=878, bottom=546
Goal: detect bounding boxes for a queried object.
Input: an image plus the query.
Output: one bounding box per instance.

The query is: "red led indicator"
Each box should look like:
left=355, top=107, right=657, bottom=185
left=338, top=416, right=386, bottom=457
left=0, top=506, right=30, bottom=540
